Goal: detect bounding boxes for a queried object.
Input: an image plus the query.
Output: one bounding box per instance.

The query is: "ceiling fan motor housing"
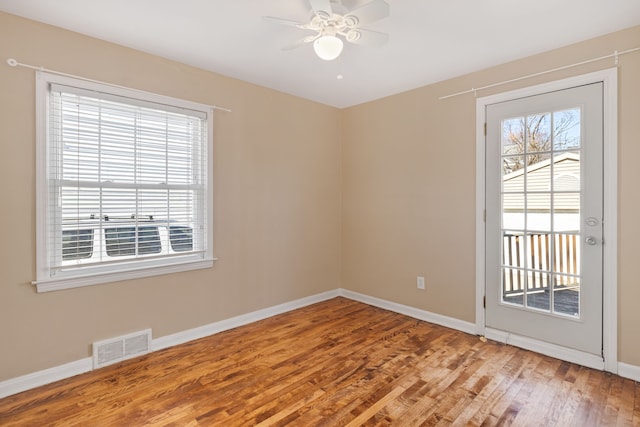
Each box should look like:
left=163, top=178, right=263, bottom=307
left=266, top=0, right=390, bottom=59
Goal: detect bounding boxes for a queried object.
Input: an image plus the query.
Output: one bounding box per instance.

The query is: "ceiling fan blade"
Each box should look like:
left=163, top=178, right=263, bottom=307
left=282, top=35, right=320, bottom=51
left=341, top=0, right=370, bottom=10
left=263, top=16, right=310, bottom=30
left=309, top=0, right=333, bottom=19
left=344, top=0, right=389, bottom=27
left=344, top=28, right=389, bottom=47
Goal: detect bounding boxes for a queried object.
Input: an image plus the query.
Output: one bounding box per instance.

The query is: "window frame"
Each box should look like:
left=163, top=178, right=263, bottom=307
left=35, top=71, right=215, bottom=292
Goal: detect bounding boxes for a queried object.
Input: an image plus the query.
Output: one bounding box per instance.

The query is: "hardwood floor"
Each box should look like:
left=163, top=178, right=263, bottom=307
left=1, top=297, right=638, bottom=426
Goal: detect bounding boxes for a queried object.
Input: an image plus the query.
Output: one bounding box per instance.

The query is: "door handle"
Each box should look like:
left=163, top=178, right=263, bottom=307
left=585, top=236, right=598, bottom=246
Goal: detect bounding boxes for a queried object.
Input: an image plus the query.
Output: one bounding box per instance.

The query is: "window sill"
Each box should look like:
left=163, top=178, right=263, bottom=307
left=35, top=257, right=217, bottom=293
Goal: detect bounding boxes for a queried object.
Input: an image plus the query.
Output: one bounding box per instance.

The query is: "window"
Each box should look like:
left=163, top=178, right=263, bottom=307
left=169, top=226, right=194, bottom=252
left=62, top=229, right=94, bottom=260
left=35, top=71, right=214, bottom=292
left=104, top=226, right=162, bottom=257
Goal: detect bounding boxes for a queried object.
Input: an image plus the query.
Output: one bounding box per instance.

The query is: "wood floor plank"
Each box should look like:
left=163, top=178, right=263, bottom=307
left=466, top=347, right=536, bottom=425
left=1, top=297, right=638, bottom=426
left=634, top=383, right=640, bottom=425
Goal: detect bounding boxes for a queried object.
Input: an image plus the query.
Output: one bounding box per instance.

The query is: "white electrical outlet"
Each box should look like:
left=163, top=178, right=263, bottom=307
left=417, top=276, right=425, bottom=290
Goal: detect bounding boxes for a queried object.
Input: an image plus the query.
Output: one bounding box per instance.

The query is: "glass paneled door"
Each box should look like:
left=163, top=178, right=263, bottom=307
left=485, top=83, right=603, bottom=356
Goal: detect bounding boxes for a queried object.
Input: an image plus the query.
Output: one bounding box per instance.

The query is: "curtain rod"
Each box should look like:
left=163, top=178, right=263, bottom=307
left=6, top=57, right=232, bottom=113
left=439, top=47, right=640, bottom=100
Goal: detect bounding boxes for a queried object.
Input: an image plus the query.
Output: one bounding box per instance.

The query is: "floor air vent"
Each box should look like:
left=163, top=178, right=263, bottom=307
left=92, top=329, right=152, bottom=369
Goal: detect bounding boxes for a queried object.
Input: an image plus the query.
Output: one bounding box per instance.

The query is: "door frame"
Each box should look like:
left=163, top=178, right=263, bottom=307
left=475, top=68, right=618, bottom=373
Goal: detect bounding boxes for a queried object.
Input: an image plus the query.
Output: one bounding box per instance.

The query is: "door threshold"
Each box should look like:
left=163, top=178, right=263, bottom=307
left=485, top=327, right=605, bottom=371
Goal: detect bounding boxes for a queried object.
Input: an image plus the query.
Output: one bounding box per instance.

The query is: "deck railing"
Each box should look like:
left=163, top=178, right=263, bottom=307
left=502, top=232, right=580, bottom=295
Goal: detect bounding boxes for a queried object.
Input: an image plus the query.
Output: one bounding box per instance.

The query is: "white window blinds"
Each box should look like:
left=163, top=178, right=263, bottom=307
left=36, top=72, right=214, bottom=291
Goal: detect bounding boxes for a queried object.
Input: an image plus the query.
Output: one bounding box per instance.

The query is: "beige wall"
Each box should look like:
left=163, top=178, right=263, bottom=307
left=1, top=10, right=639, bottom=383
left=0, top=12, right=342, bottom=381
left=342, top=25, right=640, bottom=366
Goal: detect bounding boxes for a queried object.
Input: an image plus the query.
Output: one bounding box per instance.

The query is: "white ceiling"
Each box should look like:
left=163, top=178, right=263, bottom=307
left=1, top=0, right=639, bottom=108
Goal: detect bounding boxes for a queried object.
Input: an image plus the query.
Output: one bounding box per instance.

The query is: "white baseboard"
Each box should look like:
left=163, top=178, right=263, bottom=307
left=0, top=289, right=339, bottom=399
left=618, top=362, right=640, bottom=382
left=0, top=358, right=92, bottom=399
left=152, top=289, right=340, bottom=351
left=3, top=288, right=637, bottom=400
left=340, top=290, right=640, bottom=382
left=338, top=289, right=477, bottom=335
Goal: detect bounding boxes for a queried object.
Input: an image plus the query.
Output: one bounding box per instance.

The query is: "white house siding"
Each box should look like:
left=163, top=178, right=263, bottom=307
left=502, top=153, right=580, bottom=232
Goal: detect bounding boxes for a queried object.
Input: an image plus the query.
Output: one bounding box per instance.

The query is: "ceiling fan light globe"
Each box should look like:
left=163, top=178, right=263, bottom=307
left=313, top=35, right=344, bottom=60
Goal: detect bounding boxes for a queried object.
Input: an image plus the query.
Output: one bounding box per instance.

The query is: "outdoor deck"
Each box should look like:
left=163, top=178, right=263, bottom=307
left=503, top=288, right=580, bottom=316
left=502, top=231, right=581, bottom=317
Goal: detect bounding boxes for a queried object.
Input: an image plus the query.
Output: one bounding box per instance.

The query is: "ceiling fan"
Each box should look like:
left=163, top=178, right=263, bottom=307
left=264, top=0, right=390, bottom=61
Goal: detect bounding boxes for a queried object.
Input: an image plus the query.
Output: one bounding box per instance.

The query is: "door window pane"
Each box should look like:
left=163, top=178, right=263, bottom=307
left=553, top=193, right=580, bottom=232
left=526, top=113, right=551, bottom=153
left=502, top=267, right=525, bottom=307
left=502, top=117, right=524, bottom=155
left=502, top=155, right=525, bottom=187
left=502, top=194, right=525, bottom=230
left=502, top=231, right=525, bottom=270
left=526, top=193, right=551, bottom=232
left=553, top=109, right=581, bottom=150
left=553, top=275, right=580, bottom=317
left=526, top=272, right=550, bottom=312
left=552, top=151, right=580, bottom=191
left=525, top=153, right=551, bottom=192
left=526, top=233, right=550, bottom=271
